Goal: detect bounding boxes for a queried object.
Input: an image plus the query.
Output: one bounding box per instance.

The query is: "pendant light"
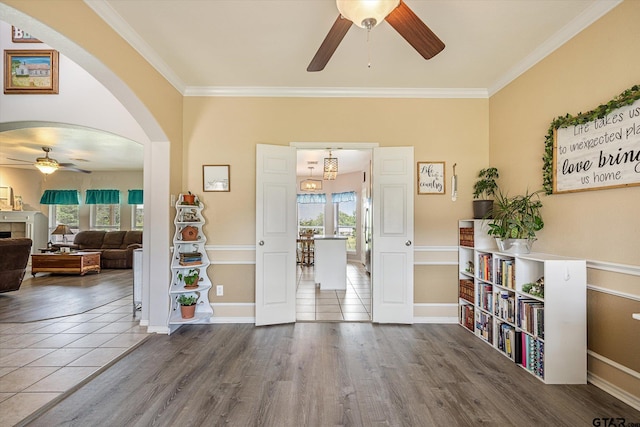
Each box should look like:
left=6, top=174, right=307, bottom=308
left=323, top=151, right=338, bottom=180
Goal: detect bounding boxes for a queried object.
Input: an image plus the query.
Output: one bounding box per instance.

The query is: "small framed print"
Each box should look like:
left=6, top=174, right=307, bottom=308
left=4, top=49, right=59, bottom=94
left=11, top=27, right=41, bottom=43
left=203, top=165, right=230, bottom=192
left=417, top=161, right=445, bottom=195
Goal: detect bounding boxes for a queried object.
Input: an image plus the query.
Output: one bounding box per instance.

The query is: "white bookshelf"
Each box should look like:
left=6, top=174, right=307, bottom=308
left=458, top=220, right=586, bottom=384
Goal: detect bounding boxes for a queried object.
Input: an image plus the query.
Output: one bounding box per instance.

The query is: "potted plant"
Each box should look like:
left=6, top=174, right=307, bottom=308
left=178, top=269, right=200, bottom=289
left=487, top=189, right=544, bottom=254
left=177, top=294, right=198, bottom=319
left=472, top=167, right=499, bottom=219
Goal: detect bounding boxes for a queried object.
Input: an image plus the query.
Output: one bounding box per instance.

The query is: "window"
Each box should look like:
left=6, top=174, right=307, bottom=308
left=49, top=205, right=79, bottom=243
left=131, top=204, right=144, bottom=230
left=297, top=203, right=324, bottom=235
left=334, top=199, right=357, bottom=252
left=90, top=204, right=121, bottom=231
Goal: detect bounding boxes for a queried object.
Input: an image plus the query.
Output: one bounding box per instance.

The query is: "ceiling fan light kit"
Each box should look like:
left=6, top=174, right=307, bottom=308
left=336, top=0, right=399, bottom=29
left=34, top=147, right=59, bottom=175
left=308, top=0, right=445, bottom=72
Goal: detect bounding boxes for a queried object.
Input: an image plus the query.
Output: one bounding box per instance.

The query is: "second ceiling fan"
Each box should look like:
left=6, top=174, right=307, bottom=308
left=308, top=0, right=445, bottom=72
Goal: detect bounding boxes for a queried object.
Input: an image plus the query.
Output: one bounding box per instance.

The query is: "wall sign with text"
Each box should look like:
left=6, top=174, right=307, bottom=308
left=545, top=85, right=640, bottom=194
left=417, top=161, right=445, bottom=194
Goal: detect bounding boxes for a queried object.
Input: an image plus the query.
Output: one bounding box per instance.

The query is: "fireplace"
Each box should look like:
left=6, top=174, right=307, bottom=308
left=0, top=231, right=10, bottom=238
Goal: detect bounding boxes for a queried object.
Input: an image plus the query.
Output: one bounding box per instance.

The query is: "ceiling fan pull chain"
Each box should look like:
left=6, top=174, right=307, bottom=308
left=367, top=28, right=372, bottom=68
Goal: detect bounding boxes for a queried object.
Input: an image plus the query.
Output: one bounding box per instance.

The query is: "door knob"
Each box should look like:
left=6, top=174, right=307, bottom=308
left=405, top=240, right=412, bottom=246
left=259, top=240, right=264, bottom=246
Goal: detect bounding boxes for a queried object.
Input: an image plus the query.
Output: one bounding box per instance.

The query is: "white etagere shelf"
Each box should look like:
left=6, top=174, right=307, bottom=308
left=169, top=193, right=213, bottom=332
left=458, top=219, right=586, bottom=384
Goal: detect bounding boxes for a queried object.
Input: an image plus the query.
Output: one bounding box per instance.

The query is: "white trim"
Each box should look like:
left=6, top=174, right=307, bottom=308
left=415, top=261, right=458, bottom=266
left=146, top=326, right=170, bottom=334
left=588, top=350, right=640, bottom=381
left=414, top=246, right=458, bottom=252
left=488, top=0, right=622, bottom=96
left=210, top=261, right=256, bottom=265
left=291, top=142, right=379, bottom=149
left=587, top=259, right=640, bottom=276
left=588, top=373, right=640, bottom=412
left=184, top=86, right=488, bottom=99
left=413, top=316, right=458, bottom=324
left=206, top=245, right=256, bottom=251
left=587, top=285, right=640, bottom=302
left=84, top=0, right=186, bottom=93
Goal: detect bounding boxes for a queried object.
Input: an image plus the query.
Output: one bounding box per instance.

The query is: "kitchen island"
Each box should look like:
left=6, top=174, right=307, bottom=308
left=313, top=235, right=347, bottom=290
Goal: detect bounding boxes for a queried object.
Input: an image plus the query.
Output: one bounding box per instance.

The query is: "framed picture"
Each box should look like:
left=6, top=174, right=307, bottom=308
left=4, top=49, right=59, bottom=94
left=11, top=26, right=41, bottom=43
left=417, top=161, right=445, bottom=194
left=203, top=165, right=230, bottom=192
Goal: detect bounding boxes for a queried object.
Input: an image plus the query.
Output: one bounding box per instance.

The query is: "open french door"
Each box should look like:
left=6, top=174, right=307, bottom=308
left=372, top=146, right=414, bottom=323
left=255, top=144, right=297, bottom=326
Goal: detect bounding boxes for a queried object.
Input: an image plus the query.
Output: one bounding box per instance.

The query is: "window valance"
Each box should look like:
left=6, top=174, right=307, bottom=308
left=39, top=190, right=81, bottom=205
left=85, top=189, right=120, bottom=205
left=297, top=193, right=326, bottom=204
left=127, top=189, right=143, bottom=205
left=331, top=191, right=356, bottom=203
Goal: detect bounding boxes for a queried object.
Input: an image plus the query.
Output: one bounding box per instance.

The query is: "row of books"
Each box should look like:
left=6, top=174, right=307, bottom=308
left=495, top=291, right=515, bottom=323
left=460, top=305, right=474, bottom=331
left=475, top=311, right=493, bottom=342
left=477, top=253, right=493, bottom=281
left=478, top=284, right=493, bottom=312
left=497, top=322, right=516, bottom=360
left=520, top=333, right=545, bottom=378
left=459, top=279, right=474, bottom=303
left=178, top=251, right=202, bottom=266
left=517, top=298, right=545, bottom=339
left=495, top=258, right=515, bottom=289
left=459, top=227, right=474, bottom=247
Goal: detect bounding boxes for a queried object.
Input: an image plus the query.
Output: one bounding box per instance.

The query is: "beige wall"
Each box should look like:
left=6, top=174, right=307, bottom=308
left=184, top=97, right=489, bottom=304
left=489, top=0, right=640, bottom=403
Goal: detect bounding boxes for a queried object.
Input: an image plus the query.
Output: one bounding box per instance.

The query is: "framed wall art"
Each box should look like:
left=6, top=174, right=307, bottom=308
left=11, top=26, right=41, bottom=43
left=4, top=49, right=59, bottom=94
left=203, top=165, right=230, bottom=192
left=417, top=161, right=445, bottom=194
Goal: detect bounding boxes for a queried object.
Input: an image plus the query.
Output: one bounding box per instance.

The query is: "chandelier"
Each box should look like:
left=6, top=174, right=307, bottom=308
left=323, top=151, right=338, bottom=180
left=300, top=166, right=323, bottom=191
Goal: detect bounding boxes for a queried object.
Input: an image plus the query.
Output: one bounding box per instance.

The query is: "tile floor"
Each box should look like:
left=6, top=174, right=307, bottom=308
left=0, top=296, right=149, bottom=427
left=296, top=261, right=372, bottom=321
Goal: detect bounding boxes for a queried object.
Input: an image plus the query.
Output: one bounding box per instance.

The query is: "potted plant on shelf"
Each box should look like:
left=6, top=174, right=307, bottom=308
left=178, top=269, right=200, bottom=289
left=177, top=294, right=198, bottom=319
left=472, top=167, right=499, bottom=219
left=487, top=189, right=544, bottom=254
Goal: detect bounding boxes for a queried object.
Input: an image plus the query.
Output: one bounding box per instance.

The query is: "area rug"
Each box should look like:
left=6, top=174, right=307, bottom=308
left=0, top=269, right=133, bottom=323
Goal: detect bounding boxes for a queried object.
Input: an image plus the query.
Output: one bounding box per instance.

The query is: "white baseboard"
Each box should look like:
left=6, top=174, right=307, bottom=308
left=209, top=317, right=255, bottom=324
left=588, top=372, right=640, bottom=412
left=413, top=316, right=458, bottom=324
left=147, top=326, right=170, bottom=334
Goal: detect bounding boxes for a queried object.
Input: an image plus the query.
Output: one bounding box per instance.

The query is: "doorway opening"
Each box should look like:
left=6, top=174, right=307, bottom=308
left=294, top=146, right=372, bottom=322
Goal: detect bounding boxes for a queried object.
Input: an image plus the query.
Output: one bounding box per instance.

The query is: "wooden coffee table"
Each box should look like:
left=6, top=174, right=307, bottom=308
left=31, top=251, right=101, bottom=276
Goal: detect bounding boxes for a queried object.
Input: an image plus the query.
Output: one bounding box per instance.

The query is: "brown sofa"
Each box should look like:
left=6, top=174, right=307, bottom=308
left=0, top=238, right=32, bottom=293
left=53, top=230, right=142, bottom=269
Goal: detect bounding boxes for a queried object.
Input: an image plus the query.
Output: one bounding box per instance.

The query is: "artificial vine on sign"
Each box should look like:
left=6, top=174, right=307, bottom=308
left=542, top=84, right=640, bottom=194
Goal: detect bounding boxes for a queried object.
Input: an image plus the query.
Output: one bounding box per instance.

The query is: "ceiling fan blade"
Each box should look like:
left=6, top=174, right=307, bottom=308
left=307, top=15, right=353, bottom=72
left=6, top=157, right=31, bottom=163
left=59, top=163, right=92, bottom=174
left=385, top=1, right=445, bottom=60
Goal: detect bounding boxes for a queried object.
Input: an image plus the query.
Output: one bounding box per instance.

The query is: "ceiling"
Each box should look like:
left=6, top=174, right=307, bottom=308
left=0, top=0, right=620, bottom=175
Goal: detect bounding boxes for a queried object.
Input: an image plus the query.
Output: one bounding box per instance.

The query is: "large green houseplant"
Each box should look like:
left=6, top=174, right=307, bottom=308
left=472, top=167, right=499, bottom=219
left=487, top=189, right=544, bottom=253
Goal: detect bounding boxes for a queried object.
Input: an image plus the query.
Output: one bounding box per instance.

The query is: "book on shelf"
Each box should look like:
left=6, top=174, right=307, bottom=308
left=495, top=291, right=515, bottom=323
left=495, top=259, right=515, bottom=289
left=477, top=253, right=493, bottom=281
left=517, top=298, right=544, bottom=337
left=459, top=279, right=474, bottom=303
left=178, top=260, right=202, bottom=266
left=459, top=227, right=474, bottom=247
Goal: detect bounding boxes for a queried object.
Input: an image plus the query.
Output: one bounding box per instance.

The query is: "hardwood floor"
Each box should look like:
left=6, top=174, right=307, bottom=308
left=28, top=323, right=640, bottom=426
left=0, top=270, right=133, bottom=323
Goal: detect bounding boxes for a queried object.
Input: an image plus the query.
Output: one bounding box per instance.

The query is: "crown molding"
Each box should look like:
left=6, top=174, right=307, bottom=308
left=183, top=86, right=488, bottom=98
left=84, top=0, right=186, bottom=94
left=488, top=0, right=622, bottom=96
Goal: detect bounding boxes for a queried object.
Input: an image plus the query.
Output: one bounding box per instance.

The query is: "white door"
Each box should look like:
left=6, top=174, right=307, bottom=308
left=372, top=146, right=414, bottom=323
left=255, top=144, right=297, bottom=326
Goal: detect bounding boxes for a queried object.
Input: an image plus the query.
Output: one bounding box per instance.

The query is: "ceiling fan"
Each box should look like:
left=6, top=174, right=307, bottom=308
left=308, top=0, right=445, bottom=72
left=0, top=146, right=91, bottom=175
